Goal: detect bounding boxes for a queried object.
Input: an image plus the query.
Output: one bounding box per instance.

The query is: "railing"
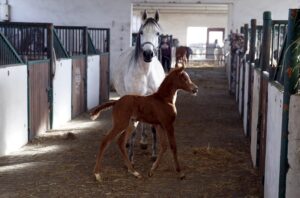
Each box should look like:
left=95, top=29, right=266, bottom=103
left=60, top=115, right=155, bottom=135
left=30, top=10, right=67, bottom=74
left=271, top=20, right=288, bottom=63
left=0, top=31, right=23, bottom=65
left=53, top=29, right=69, bottom=59
left=0, top=22, right=52, bottom=61
left=54, top=26, right=88, bottom=57
left=272, top=21, right=288, bottom=84
left=88, top=28, right=110, bottom=53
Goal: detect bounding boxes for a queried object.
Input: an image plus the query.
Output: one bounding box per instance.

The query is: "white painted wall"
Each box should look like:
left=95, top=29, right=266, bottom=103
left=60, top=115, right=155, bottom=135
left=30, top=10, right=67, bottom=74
left=148, top=12, right=228, bottom=46
left=232, top=0, right=300, bottom=31
left=0, top=65, right=28, bottom=156
left=243, top=62, right=249, bottom=135
left=250, top=68, right=260, bottom=167
left=286, top=94, right=300, bottom=198
left=87, top=55, right=100, bottom=110
left=264, top=82, right=283, bottom=198
left=52, top=59, right=72, bottom=129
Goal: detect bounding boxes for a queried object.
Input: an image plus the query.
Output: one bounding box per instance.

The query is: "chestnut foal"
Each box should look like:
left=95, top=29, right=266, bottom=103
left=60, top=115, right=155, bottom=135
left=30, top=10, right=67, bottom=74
left=90, top=67, right=198, bottom=182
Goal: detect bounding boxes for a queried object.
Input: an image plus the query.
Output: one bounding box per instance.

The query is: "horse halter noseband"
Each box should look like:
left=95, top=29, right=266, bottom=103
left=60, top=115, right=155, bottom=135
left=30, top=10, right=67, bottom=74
left=140, top=41, right=158, bottom=55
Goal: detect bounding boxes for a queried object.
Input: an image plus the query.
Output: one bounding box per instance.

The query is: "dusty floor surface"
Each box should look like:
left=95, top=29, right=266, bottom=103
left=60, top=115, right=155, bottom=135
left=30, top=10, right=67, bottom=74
left=0, top=64, right=261, bottom=197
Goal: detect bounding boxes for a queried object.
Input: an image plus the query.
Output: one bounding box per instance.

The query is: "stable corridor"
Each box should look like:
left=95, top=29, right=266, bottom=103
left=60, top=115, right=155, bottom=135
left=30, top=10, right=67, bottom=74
left=0, top=65, right=261, bottom=197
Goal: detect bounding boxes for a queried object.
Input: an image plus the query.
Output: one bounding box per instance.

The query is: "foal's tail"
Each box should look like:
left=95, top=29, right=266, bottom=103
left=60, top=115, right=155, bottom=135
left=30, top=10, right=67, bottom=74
left=89, top=101, right=116, bottom=120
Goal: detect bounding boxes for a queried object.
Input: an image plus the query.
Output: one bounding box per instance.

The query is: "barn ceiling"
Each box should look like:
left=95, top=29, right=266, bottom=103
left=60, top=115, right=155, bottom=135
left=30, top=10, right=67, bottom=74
left=133, top=3, right=228, bottom=14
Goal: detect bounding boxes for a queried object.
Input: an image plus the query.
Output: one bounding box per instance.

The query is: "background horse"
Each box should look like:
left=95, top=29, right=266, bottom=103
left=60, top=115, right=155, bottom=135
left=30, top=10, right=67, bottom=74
left=110, top=10, right=165, bottom=162
left=175, top=46, right=193, bottom=68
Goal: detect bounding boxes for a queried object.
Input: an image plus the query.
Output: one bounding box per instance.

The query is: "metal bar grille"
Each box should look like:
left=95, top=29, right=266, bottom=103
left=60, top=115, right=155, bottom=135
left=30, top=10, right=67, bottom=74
left=88, top=28, right=110, bottom=53
left=55, top=26, right=86, bottom=57
left=0, top=22, right=51, bottom=61
left=0, top=31, right=23, bottom=65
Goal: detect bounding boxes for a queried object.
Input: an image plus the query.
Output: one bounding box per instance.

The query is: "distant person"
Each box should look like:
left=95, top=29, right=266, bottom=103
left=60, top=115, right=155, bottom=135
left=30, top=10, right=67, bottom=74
left=160, top=36, right=171, bottom=72
left=213, top=39, right=223, bottom=66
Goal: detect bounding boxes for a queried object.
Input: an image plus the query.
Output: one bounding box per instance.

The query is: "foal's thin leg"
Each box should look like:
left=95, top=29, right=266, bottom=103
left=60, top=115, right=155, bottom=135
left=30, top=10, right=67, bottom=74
left=151, top=126, right=157, bottom=161
left=117, top=123, right=142, bottom=179
left=166, top=125, right=185, bottom=179
left=148, top=126, right=167, bottom=177
left=94, top=127, right=124, bottom=182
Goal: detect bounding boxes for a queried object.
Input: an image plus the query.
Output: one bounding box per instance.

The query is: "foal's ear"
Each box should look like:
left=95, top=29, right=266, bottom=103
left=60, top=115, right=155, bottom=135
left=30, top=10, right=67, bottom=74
left=178, top=66, right=184, bottom=73
left=154, top=10, right=159, bottom=22
left=142, top=10, right=148, bottom=21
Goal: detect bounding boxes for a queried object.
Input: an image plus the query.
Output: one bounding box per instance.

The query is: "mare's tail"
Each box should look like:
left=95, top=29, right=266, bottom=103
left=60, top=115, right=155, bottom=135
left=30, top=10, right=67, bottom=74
left=89, top=101, right=116, bottom=120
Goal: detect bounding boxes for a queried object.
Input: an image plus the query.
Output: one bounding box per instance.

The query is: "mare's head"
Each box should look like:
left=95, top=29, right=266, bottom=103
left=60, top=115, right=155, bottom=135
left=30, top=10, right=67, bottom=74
left=167, top=67, right=198, bottom=95
left=135, top=10, right=161, bottom=63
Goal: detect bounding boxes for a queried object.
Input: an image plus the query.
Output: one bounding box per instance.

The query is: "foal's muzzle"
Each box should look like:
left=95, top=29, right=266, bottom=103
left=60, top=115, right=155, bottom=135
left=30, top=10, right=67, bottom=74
left=192, top=87, right=198, bottom=94
left=191, top=85, right=198, bottom=95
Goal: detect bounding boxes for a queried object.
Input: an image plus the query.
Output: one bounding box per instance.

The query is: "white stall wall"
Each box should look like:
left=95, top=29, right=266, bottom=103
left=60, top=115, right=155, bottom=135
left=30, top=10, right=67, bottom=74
left=0, top=65, right=28, bottom=156
left=250, top=68, right=260, bottom=167
left=87, top=55, right=100, bottom=110
left=264, top=82, right=283, bottom=198
left=243, top=62, right=249, bottom=135
left=52, top=59, right=72, bottom=129
left=286, top=94, right=300, bottom=198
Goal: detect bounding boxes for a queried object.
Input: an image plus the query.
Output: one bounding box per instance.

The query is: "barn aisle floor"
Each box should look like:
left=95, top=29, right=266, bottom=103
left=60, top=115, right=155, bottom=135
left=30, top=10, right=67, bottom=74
left=0, top=65, right=261, bottom=197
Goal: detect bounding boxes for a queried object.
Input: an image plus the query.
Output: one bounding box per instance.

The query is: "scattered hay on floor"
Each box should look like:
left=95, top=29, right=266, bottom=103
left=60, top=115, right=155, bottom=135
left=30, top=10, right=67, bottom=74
left=184, top=146, right=255, bottom=174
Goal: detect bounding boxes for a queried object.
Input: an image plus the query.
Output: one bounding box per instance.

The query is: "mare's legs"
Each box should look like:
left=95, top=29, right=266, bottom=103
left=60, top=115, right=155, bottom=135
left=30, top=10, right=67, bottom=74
left=127, top=125, right=137, bottom=163
left=128, top=123, right=158, bottom=163
left=117, top=121, right=142, bottom=178
left=148, top=126, right=167, bottom=177
left=165, top=125, right=185, bottom=179
left=151, top=126, right=157, bottom=161
left=94, top=125, right=126, bottom=182
left=140, top=123, right=158, bottom=161
left=140, top=122, right=148, bottom=149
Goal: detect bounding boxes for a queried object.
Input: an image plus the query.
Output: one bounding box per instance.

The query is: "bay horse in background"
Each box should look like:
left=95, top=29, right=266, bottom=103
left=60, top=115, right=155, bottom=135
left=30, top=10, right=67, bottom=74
left=90, top=67, right=199, bottom=182
left=110, top=10, right=165, bottom=163
left=175, top=46, right=193, bottom=68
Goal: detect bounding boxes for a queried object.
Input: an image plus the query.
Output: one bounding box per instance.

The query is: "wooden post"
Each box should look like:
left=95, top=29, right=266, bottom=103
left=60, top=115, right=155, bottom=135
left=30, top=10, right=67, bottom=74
left=246, top=19, right=257, bottom=138
left=256, top=11, right=272, bottom=184
left=244, top=24, right=249, bottom=54
left=83, top=27, right=88, bottom=111
left=279, top=9, right=300, bottom=198
left=260, top=12, right=272, bottom=71
left=249, top=19, right=257, bottom=64
left=47, top=23, right=54, bottom=129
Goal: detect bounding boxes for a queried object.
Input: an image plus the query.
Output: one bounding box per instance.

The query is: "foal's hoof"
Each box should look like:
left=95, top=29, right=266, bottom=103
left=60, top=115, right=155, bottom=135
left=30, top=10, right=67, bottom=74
left=148, top=170, right=154, bottom=177
left=129, top=170, right=142, bottom=179
left=179, top=172, right=186, bottom=180
left=140, top=143, right=148, bottom=150
left=94, top=173, right=102, bottom=182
